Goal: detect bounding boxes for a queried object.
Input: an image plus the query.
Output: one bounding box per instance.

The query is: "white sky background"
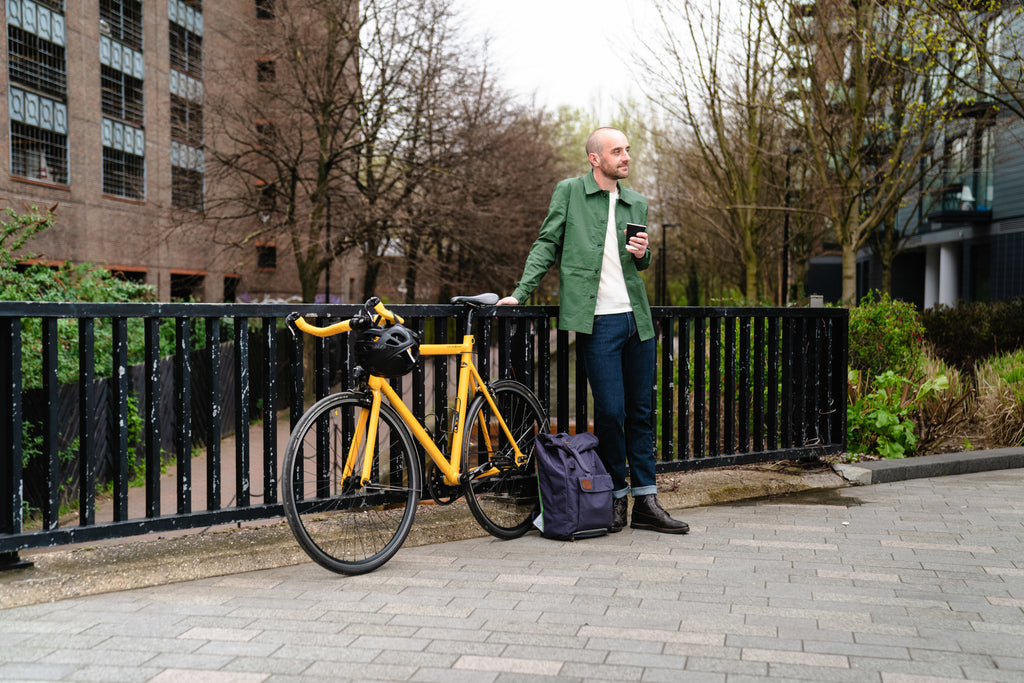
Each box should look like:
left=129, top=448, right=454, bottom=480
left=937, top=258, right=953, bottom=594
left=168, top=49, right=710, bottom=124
left=455, top=1, right=659, bottom=121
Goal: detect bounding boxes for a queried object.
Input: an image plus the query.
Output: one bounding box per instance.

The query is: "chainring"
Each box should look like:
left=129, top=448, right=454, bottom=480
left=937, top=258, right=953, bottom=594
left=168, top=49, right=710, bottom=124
left=425, top=460, right=462, bottom=505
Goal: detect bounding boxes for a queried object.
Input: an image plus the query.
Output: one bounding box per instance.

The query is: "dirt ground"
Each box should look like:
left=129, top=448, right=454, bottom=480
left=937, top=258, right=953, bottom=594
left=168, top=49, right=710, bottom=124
left=0, top=459, right=847, bottom=609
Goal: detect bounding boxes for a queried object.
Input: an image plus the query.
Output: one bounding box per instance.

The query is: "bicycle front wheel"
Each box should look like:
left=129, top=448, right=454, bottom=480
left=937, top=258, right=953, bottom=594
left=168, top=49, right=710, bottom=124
left=282, top=392, right=420, bottom=575
left=462, top=380, right=548, bottom=539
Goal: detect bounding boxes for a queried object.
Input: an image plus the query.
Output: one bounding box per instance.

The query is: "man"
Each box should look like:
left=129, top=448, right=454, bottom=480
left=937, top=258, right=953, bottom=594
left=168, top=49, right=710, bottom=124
left=498, top=127, right=689, bottom=534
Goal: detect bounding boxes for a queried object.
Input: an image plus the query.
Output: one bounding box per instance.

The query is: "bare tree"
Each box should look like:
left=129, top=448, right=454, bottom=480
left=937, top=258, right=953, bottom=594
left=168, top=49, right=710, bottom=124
left=639, top=0, right=792, bottom=302
left=204, top=0, right=498, bottom=303
left=202, top=0, right=362, bottom=302
left=361, top=40, right=573, bottom=303
left=768, top=0, right=970, bottom=304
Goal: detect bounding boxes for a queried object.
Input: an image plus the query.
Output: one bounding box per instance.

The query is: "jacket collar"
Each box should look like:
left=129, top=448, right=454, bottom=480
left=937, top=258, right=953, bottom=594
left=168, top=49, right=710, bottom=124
left=583, top=171, right=636, bottom=205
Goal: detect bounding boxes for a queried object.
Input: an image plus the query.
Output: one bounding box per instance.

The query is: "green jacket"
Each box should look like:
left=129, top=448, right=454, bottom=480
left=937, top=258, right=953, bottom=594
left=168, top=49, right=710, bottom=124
left=511, top=171, right=654, bottom=340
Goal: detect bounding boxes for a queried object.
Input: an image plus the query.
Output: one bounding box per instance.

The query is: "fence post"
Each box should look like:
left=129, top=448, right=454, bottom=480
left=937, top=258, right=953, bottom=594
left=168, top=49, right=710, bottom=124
left=0, top=318, right=30, bottom=569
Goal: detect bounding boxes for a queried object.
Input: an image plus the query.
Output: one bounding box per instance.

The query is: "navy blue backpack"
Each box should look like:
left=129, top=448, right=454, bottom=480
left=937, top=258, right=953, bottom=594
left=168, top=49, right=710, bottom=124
left=534, top=432, right=614, bottom=540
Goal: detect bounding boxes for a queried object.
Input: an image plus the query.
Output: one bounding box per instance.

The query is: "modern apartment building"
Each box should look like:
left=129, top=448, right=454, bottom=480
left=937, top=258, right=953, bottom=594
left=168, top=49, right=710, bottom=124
left=864, top=108, right=1024, bottom=308
left=793, top=0, right=1024, bottom=308
left=3, top=0, right=353, bottom=303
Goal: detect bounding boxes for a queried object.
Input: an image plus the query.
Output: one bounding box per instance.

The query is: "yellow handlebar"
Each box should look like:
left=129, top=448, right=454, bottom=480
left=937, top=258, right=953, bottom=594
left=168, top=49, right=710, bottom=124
left=291, top=315, right=353, bottom=338
left=371, top=299, right=404, bottom=325
left=287, top=297, right=403, bottom=339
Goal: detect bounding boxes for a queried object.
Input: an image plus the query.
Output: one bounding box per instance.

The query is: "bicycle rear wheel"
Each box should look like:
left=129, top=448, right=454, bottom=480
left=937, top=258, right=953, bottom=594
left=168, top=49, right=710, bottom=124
left=282, top=392, right=420, bottom=575
left=462, top=380, right=548, bottom=539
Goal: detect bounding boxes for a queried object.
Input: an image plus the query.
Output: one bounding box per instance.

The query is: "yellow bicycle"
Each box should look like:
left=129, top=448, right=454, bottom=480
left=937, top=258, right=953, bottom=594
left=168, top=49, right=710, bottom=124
left=283, top=294, right=548, bottom=574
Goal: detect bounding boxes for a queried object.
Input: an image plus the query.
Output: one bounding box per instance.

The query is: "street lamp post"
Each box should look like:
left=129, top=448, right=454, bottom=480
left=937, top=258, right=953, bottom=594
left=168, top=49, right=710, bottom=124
left=659, top=223, right=679, bottom=306
left=782, top=165, right=790, bottom=306
left=324, top=193, right=332, bottom=304
left=782, top=147, right=803, bottom=306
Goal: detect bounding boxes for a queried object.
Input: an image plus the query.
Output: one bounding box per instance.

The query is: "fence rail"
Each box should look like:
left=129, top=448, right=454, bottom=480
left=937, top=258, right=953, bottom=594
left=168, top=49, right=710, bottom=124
left=1, top=301, right=847, bottom=566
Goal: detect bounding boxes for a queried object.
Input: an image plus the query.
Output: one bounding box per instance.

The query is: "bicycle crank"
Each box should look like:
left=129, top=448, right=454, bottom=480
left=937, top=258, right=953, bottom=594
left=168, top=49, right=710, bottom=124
left=425, top=461, right=462, bottom=505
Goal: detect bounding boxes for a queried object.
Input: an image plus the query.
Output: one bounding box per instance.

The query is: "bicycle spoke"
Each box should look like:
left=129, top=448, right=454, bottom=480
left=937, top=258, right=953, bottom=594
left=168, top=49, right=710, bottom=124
left=463, top=380, right=548, bottom=539
left=282, top=394, right=419, bottom=575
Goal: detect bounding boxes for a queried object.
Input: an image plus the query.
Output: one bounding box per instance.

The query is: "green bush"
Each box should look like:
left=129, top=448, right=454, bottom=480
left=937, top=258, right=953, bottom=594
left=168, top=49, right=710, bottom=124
left=848, top=291, right=926, bottom=382
left=921, top=299, right=1024, bottom=372
left=847, top=369, right=948, bottom=458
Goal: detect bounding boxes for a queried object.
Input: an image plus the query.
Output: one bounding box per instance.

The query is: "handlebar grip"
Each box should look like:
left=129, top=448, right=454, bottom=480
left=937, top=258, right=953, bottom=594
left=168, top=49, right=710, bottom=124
left=290, top=314, right=353, bottom=338
left=371, top=299, right=404, bottom=325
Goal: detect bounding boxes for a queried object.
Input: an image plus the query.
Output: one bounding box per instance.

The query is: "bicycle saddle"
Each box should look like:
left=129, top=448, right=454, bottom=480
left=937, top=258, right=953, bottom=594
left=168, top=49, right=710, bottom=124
left=450, top=293, right=499, bottom=308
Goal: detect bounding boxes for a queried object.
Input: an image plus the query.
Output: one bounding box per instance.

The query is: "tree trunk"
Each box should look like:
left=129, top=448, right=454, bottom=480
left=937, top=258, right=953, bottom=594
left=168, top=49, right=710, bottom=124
left=880, top=261, right=892, bottom=296
left=744, top=252, right=758, bottom=303
left=362, top=257, right=382, bottom=302
left=841, top=239, right=858, bottom=306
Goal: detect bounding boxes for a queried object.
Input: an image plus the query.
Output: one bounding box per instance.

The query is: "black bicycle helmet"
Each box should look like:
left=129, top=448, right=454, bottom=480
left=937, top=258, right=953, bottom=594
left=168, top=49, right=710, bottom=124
left=354, top=324, right=420, bottom=377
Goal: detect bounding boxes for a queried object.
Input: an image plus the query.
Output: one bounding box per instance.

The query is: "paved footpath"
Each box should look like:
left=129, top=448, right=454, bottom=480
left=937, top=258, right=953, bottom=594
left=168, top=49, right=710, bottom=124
left=1, top=468, right=1023, bottom=682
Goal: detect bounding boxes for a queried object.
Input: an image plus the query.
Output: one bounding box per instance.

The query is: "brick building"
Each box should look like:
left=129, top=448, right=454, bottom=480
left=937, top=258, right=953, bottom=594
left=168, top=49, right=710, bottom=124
left=3, top=0, right=356, bottom=303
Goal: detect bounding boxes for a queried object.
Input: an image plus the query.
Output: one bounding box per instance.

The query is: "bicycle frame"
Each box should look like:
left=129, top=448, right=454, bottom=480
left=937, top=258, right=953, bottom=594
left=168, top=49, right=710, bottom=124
left=345, top=332, right=527, bottom=488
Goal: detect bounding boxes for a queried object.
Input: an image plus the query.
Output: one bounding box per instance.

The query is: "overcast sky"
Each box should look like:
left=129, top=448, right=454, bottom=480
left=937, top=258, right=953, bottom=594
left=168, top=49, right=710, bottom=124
left=456, top=0, right=653, bottom=121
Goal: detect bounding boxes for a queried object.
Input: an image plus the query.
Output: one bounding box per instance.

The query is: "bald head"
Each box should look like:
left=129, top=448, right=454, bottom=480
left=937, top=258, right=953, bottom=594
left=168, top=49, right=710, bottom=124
left=585, top=127, right=625, bottom=157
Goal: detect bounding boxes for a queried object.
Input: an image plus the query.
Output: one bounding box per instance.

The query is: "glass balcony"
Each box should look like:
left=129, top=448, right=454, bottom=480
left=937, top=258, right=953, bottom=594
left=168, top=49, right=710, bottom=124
left=925, top=171, right=993, bottom=222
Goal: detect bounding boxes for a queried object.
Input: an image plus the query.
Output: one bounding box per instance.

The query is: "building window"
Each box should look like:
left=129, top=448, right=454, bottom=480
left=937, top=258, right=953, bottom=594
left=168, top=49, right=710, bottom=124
left=256, top=59, right=276, bottom=82
left=172, top=167, right=204, bottom=211
left=171, top=272, right=204, bottom=301
left=101, top=65, right=144, bottom=126
left=107, top=266, right=147, bottom=283
left=102, top=147, right=145, bottom=199
left=99, top=0, right=145, bottom=201
left=256, top=244, right=277, bottom=270
left=223, top=275, right=240, bottom=302
left=7, top=26, right=68, bottom=100
left=256, top=0, right=275, bottom=20
left=100, top=0, right=144, bottom=50
left=10, top=122, right=68, bottom=184
left=170, top=94, right=203, bottom=147
left=169, top=23, right=203, bottom=79
left=256, top=183, right=277, bottom=224
left=169, top=1, right=203, bottom=211
left=7, top=0, right=69, bottom=184
left=255, top=121, right=276, bottom=147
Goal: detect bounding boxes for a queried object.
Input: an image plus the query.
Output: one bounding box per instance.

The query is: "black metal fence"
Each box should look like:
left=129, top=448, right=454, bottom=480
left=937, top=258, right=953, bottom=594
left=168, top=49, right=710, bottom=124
left=1, top=301, right=847, bottom=565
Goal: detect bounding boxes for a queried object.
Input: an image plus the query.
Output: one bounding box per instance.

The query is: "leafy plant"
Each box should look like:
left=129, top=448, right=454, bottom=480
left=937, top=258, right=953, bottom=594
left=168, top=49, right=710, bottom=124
left=975, top=349, right=1024, bottom=448
left=849, top=291, right=926, bottom=382
left=847, top=369, right=948, bottom=458
left=915, top=349, right=975, bottom=455
left=0, top=204, right=52, bottom=270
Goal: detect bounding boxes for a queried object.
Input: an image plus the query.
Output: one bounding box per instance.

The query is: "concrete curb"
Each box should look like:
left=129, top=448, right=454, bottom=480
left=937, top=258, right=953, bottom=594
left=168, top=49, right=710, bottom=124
left=831, top=447, right=1024, bottom=484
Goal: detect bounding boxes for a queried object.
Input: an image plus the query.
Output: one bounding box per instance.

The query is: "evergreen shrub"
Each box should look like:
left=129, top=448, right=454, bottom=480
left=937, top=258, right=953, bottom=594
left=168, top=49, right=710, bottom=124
left=920, top=299, right=1024, bottom=371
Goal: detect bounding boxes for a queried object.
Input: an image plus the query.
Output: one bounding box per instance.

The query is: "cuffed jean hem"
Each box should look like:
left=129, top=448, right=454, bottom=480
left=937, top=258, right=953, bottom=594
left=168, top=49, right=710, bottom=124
left=630, top=484, right=657, bottom=497
left=613, top=488, right=630, bottom=500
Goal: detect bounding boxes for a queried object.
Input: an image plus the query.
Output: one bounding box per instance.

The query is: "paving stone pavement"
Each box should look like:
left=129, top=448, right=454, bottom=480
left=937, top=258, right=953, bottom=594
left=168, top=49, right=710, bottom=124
left=1, top=467, right=1023, bottom=682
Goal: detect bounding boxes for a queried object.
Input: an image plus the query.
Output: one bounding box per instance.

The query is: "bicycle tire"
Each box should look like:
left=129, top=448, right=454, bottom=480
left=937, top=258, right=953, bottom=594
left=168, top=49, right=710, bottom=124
left=282, top=392, right=420, bottom=575
left=462, top=380, right=548, bottom=539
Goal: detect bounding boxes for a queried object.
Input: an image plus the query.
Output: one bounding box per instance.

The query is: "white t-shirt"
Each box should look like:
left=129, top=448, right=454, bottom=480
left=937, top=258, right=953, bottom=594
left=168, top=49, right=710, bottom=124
left=594, top=190, right=632, bottom=316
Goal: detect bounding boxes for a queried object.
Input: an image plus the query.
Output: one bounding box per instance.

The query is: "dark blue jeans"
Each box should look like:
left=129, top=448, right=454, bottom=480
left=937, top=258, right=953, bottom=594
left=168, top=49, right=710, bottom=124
left=578, top=312, right=657, bottom=499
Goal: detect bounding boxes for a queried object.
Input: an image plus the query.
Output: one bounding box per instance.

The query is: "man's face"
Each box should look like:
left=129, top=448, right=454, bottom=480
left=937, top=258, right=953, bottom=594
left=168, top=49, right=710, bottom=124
left=591, top=131, right=630, bottom=181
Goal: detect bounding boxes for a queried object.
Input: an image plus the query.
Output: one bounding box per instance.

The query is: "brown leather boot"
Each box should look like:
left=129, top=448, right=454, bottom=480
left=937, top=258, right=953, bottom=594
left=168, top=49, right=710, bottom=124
left=610, top=496, right=628, bottom=532
left=630, top=495, right=689, bottom=534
